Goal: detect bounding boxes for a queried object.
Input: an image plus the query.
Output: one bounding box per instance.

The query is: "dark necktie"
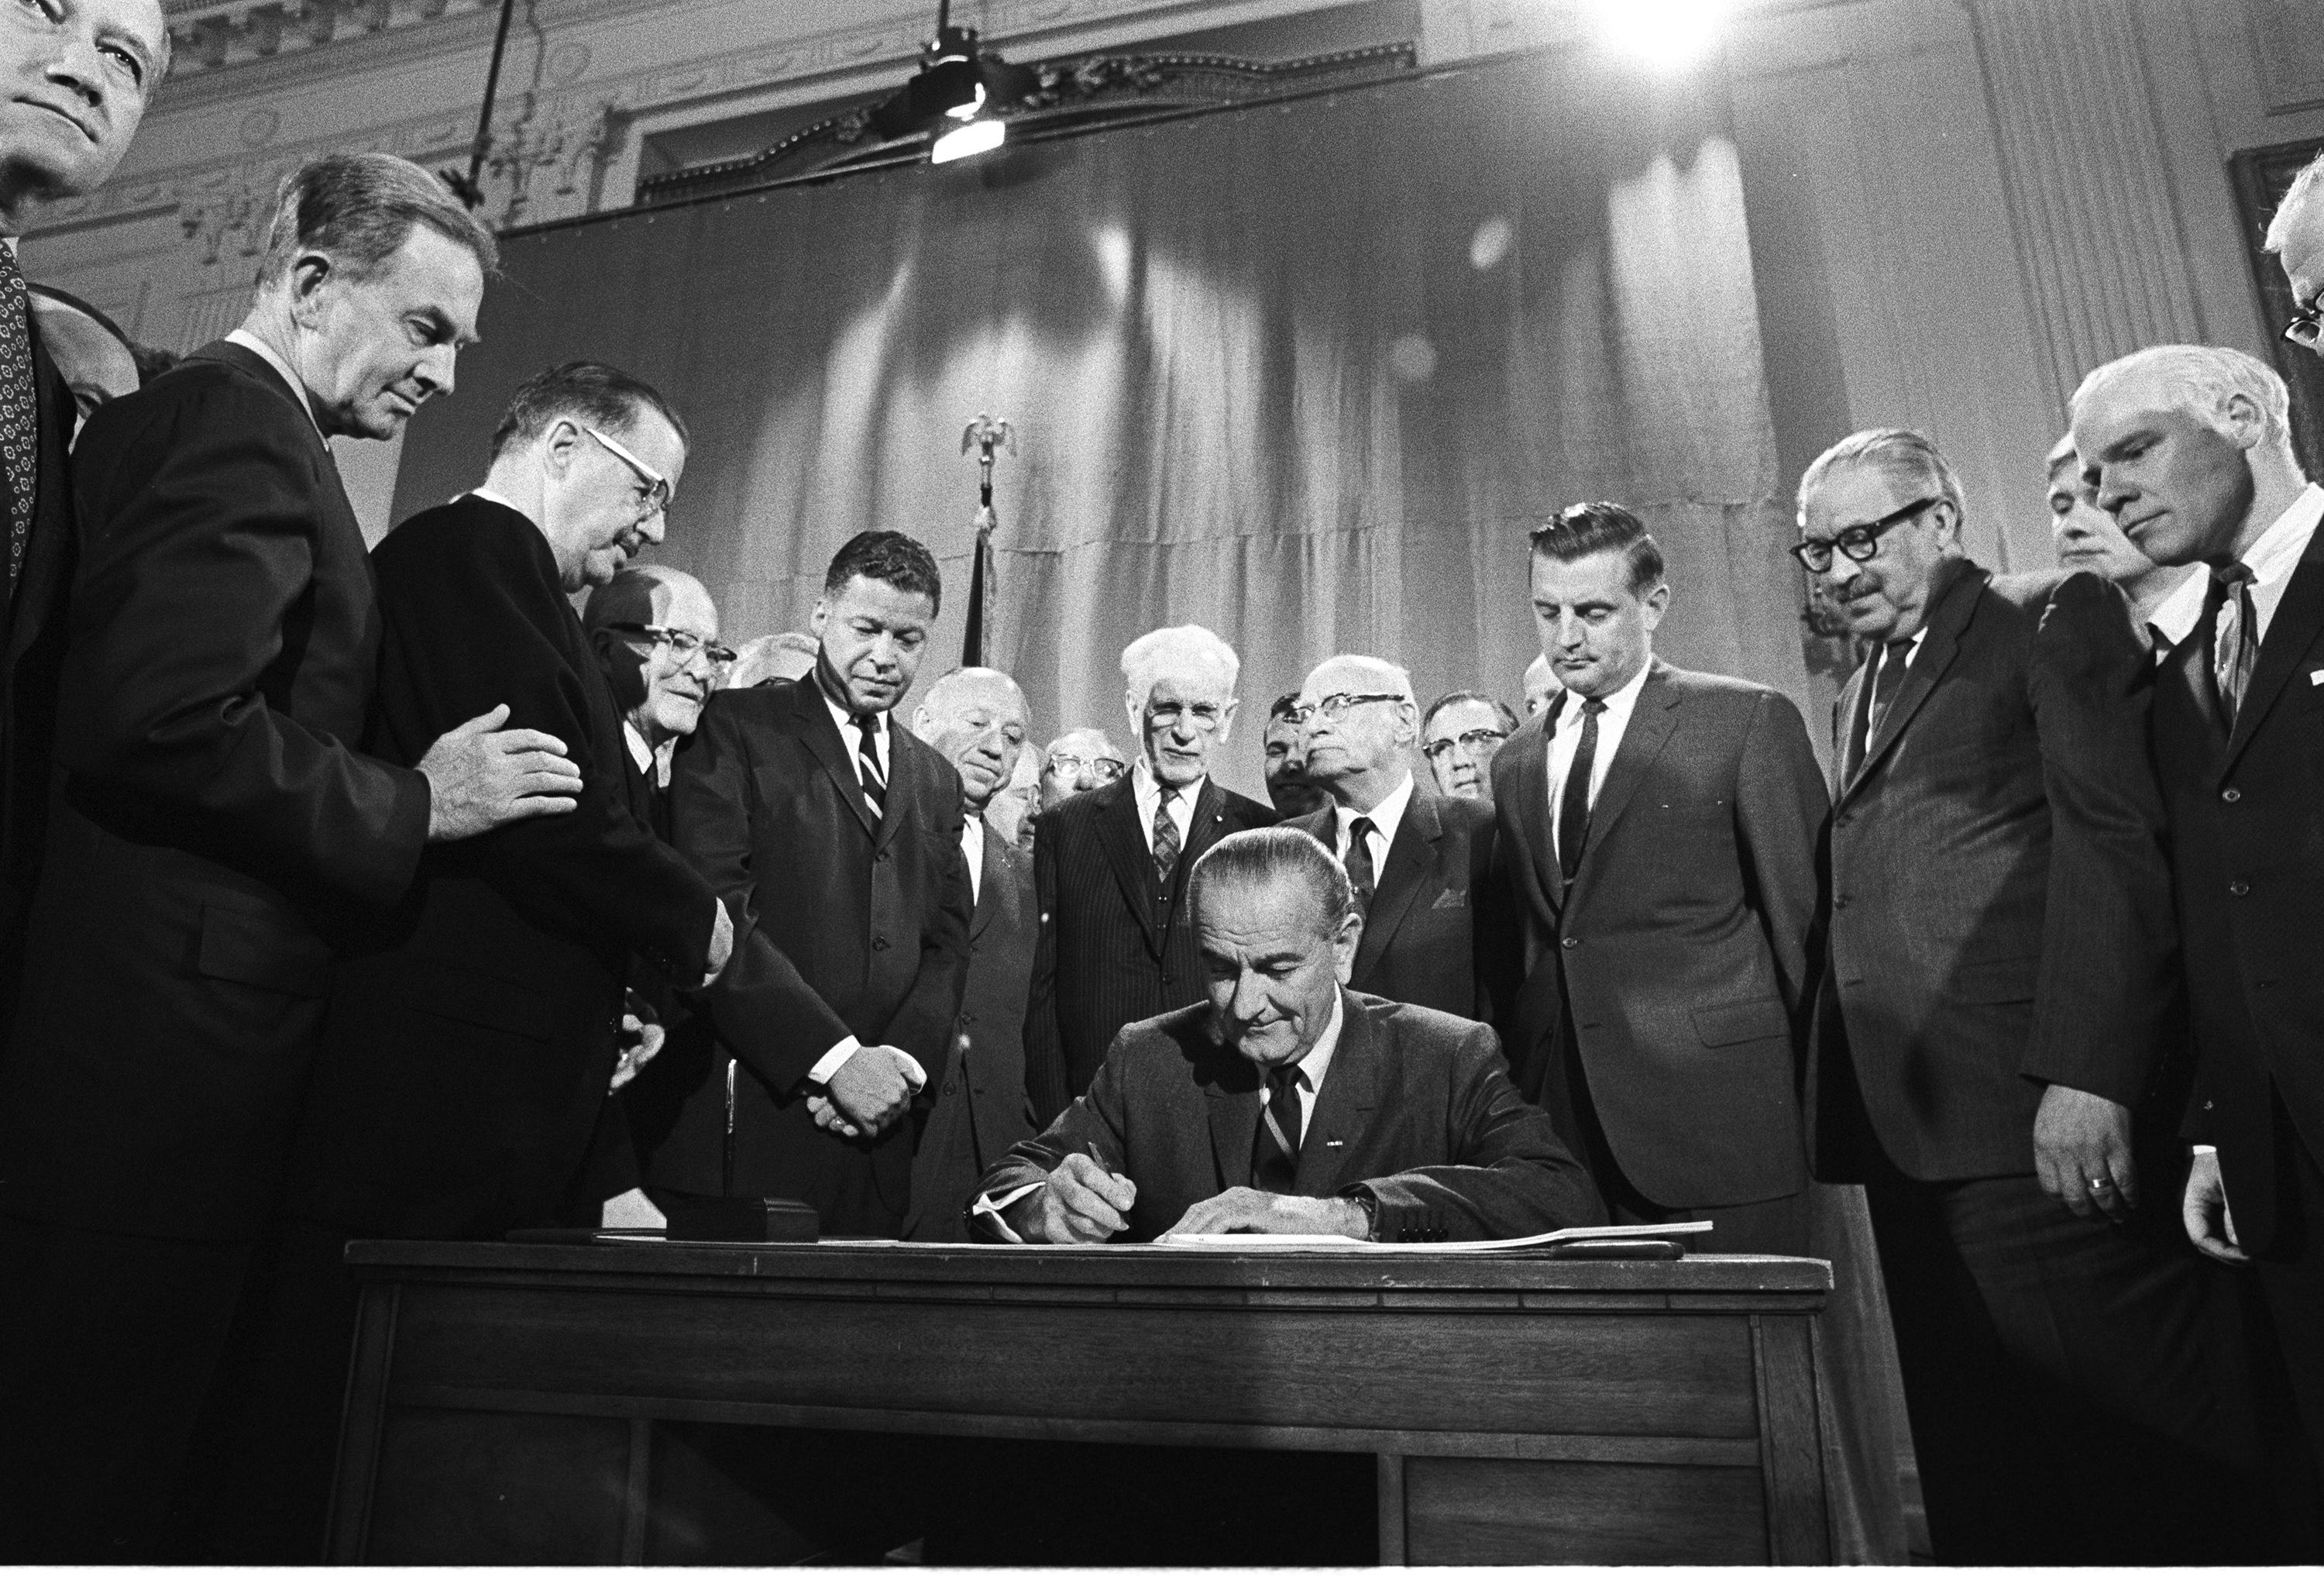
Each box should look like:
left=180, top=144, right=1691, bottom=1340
left=854, top=713, right=886, bottom=818
left=1867, top=639, right=1912, bottom=745
left=1344, top=815, right=1377, bottom=917
left=1253, top=1063, right=1303, bottom=1192
left=1152, top=784, right=1182, bottom=897
left=2210, top=563, right=2258, bottom=731
left=0, top=245, right=37, bottom=602
left=1556, top=698, right=1606, bottom=883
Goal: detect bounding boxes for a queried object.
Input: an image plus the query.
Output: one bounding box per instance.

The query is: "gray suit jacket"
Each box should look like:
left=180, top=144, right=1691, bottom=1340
left=1287, top=790, right=1509, bottom=1022
left=977, top=989, right=1605, bottom=1243
left=1807, top=559, right=2174, bottom=1183
left=1492, top=659, right=1826, bottom=1207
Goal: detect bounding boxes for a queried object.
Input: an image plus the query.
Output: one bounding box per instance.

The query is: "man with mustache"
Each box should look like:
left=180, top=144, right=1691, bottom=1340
left=646, top=530, right=972, bottom=1237
left=0, top=152, right=580, bottom=1563
left=2074, top=342, right=2324, bottom=1536
left=1799, top=426, right=2272, bottom=1562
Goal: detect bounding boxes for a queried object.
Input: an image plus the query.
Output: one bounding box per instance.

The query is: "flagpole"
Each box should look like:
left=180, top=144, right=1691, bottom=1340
left=960, top=412, right=1014, bottom=666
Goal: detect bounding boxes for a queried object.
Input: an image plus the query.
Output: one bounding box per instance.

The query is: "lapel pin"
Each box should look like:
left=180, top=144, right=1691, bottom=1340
left=1325, top=1139, right=1344, bottom=1148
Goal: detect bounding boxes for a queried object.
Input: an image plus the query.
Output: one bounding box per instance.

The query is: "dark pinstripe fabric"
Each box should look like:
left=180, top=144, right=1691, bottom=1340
left=1023, top=774, right=1275, bottom=1123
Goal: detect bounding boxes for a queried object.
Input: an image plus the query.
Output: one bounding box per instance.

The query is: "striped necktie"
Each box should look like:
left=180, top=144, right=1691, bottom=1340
left=854, top=712, right=886, bottom=817
left=1152, top=783, right=1182, bottom=895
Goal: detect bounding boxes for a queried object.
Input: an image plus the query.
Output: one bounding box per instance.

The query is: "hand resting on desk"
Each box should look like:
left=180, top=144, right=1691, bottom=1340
left=1159, top=1187, right=1369, bottom=1241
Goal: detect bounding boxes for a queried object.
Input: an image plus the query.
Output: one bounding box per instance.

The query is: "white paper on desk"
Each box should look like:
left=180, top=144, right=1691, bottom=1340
left=1155, top=1220, right=1715, bottom=1253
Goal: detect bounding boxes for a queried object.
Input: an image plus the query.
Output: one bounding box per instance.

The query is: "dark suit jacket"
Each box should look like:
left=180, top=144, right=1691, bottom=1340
left=905, top=823, right=1039, bottom=1240
left=1490, top=660, right=1825, bottom=1208
left=0, top=325, right=77, bottom=1046
left=650, top=678, right=973, bottom=1234
left=282, top=497, right=720, bottom=1240
left=2155, top=522, right=2324, bottom=1251
left=0, top=342, right=431, bottom=1240
left=1808, top=559, right=2175, bottom=1184
left=978, top=990, right=1604, bottom=1242
left=1287, top=788, right=1510, bottom=1022
left=1024, top=772, right=1277, bottom=1123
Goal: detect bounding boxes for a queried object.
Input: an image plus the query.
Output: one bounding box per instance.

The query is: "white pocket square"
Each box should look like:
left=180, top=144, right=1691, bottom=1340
left=2310, top=668, right=2324, bottom=686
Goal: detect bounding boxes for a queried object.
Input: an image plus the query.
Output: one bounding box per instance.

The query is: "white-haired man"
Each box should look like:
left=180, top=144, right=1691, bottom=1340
left=1284, top=652, right=1505, bottom=1021
left=1521, top=652, right=1562, bottom=715
left=2075, top=342, right=2324, bottom=1522
left=1023, top=625, right=1275, bottom=1123
left=2264, top=150, right=2324, bottom=364
left=584, top=565, right=733, bottom=836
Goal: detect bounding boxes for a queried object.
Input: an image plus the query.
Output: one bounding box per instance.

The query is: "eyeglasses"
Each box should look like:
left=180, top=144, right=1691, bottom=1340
left=1789, top=495, right=1943, bottom=573
left=2286, top=296, right=2324, bottom=349
left=609, top=622, right=737, bottom=671
left=1284, top=692, right=1404, bottom=726
left=1422, top=728, right=1509, bottom=762
left=1146, top=701, right=1225, bottom=731
left=1046, top=752, right=1127, bottom=781
left=581, top=425, right=672, bottom=519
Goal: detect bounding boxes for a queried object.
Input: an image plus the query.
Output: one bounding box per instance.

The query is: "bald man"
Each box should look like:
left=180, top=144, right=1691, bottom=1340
left=1521, top=653, right=1562, bottom=716
left=901, top=668, right=1040, bottom=1237
left=584, top=566, right=734, bottom=838
left=1285, top=654, right=1507, bottom=1021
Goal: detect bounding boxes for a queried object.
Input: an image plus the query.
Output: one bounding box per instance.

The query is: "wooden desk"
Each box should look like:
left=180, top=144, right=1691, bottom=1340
left=331, top=1241, right=1833, bottom=1565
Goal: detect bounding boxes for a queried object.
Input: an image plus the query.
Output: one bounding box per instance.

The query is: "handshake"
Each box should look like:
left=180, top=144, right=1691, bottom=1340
left=805, top=1041, right=930, bottom=1138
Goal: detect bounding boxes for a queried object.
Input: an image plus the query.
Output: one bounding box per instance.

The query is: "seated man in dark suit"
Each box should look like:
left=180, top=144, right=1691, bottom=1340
left=1285, top=653, right=1507, bottom=1022
left=976, top=826, right=1602, bottom=1244
left=897, top=667, right=1040, bottom=1237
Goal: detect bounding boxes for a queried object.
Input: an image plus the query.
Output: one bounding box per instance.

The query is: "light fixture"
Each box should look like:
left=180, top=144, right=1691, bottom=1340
left=1587, top=0, right=1731, bottom=71
left=932, top=117, right=1007, bottom=164
left=867, top=0, right=1036, bottom=163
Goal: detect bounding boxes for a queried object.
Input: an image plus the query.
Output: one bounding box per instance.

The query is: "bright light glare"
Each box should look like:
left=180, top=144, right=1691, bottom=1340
left=944, top=81, right=987, bottom=122
left=1588, top=0, right=1730, bottom=69
left=931, top=117, right=1006, bottom=164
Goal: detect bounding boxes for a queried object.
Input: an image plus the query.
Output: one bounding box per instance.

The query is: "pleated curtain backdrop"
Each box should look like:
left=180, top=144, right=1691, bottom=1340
left=393, top=44, right=1803, bottom=799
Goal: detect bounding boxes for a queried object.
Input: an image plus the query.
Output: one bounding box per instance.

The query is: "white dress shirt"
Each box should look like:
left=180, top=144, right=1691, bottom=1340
left=622, top=720, right=675, bottom=791
left=1130, top=755, right=1200, bottom=854
left=1545, top=660, right=1653, bottom=863
left=1332, top=771, right=1412, bottom=880
left=2227, top=481, right=2324, bottom=649
left=961, top=811, right=985, bottom=907
left=821, top=687, right=891, bottom=786
left=971, top=992, right=1350, bottom=1240
left=1854, top=626, right=1929, bottom=762
left=225, top=329, right=324, bottom=437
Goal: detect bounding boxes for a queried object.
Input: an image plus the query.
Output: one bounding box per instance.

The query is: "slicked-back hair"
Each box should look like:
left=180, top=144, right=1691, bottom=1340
left=581, top=563, right=695, bottom=640
left=1188, top=826, right=1353, bottom=942
left=1268, top=692, right=1302, bottom=724
left=1528, top=501, right=1667, bottom=596
left=2070, top=344, right=2295, bottom=459
left=490, top=360, right=688, bottom=462
left=1422, top=690, right=1519, bottom=735
left=824, top=530, right=942, bottom=614
left=1797, top=428, right=1966, bottom=525
left=255, top=153, right=498, bottom=290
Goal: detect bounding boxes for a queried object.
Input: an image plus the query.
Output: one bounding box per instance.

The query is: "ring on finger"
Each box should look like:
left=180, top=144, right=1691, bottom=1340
left=2088, top=1175, right=2114, bottom=1190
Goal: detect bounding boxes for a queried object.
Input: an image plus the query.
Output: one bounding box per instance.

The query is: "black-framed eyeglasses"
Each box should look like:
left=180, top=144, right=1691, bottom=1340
left=1789, top=495, right=1944, bottom=573
left=2286, top=297, right=2324, bottom=349
left=1284, top=692, right=1404, bottom=726
left=581, top=425, right=672, bottom=518
left=609, top=622, right=737, bottom=669
left=1422, top=728, right=1509, bottom=762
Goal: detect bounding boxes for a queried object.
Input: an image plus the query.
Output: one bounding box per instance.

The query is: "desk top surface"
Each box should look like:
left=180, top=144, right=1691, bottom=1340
left=345, top=1239, right=1832, bottom=1298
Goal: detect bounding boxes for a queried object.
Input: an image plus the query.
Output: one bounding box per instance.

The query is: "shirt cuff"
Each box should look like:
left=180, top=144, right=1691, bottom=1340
left=807, top=1038, right=929, bottom=1091
left=971, top=1182, right=1043, bottom=1243
left=2191, top=1144, right=2219, bottom=1155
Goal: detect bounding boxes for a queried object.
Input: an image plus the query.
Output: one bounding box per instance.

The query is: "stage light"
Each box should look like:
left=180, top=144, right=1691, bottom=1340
left=932, top=116, right=1007, bottom=164
left=1588, top=0, right=1731, bottom=70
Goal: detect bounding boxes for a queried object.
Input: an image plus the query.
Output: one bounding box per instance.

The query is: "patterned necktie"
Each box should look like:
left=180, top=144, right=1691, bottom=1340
left=1253, top=1063, right=1303, bottom=1192
left=1152, top=783, right=1182, bottom=897
left=2211, top=563, right=2258, bottom=731
left=0, top=245, right=38, bottom=602
left=1345, top=815, right=1377, bottom=917
left=1557, top=698, right=1606, bottom=882
left=854, top=712, right=887, bottom=818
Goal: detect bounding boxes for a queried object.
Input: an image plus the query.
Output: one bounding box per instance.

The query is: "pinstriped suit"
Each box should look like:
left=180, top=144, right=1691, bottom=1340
left=1022, top=773, right=1274, bottom=1124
